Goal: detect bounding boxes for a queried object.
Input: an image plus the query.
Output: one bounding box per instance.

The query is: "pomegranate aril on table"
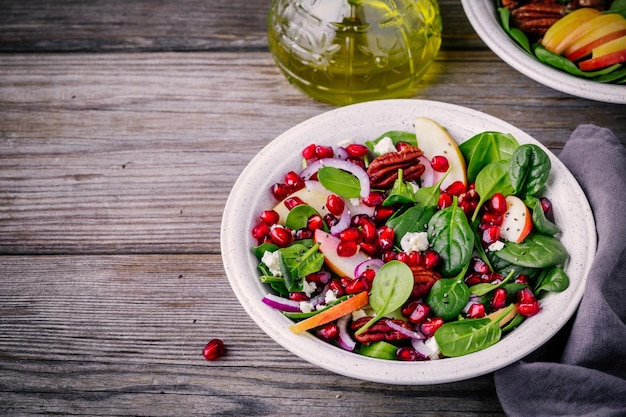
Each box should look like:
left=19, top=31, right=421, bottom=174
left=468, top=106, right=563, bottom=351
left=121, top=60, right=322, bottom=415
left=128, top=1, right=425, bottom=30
left=251, top=124, right=570, bottom=360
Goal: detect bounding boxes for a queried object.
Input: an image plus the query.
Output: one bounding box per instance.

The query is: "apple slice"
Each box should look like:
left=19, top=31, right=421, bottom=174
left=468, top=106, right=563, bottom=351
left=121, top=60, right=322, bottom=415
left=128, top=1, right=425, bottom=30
left=551, top=11, right=619, bottom=55
left=563, top=14, right=626, bottom=60
left=314, top=229, right=370, bottom=279
left=272, top=182, right=375, bottom=225
left=499, top=195, right=532, bottom=243
left=541, top=8, right=602, bottom=53
left=579, top=35, right=626, bottom=71
left=414, top=116, right=467, bottom=190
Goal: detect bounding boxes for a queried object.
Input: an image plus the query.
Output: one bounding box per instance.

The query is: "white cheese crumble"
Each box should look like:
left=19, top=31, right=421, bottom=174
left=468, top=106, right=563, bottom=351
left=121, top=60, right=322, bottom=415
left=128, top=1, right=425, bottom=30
left=324, top=289, right=338, bottom=304
left=373, top=136, right=396, bottom=155
left=302, top=280, right=317, bottom=298
left=400, top=231, right=430, bottom=253
left=351, top=308, right=367, bottom=321
left=487, top=240, right=505, bottom=252
left=299, top=301, right=314, bottom=313
left=349, top=198, right=361, bottom=207
left=423, top=337, right=441, bottom=360
left=261, top=250, right=282, bottom=277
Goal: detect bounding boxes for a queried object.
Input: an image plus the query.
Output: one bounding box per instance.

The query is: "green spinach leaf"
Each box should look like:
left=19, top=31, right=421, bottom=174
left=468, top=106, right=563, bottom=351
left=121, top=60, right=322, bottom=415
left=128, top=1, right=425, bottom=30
left=459, top=131, right=519, bottom=183
left=387, top=204, right=436, bottom=247
left=317, top=166, right=361, bottom=199
left=526, top=195, right=560, bottom=236
left=498, top=7, right=532, bottom=54
left=469, top=270, right=515, bottom=297
left=428, top=200, right=475, bottom=276
left=534, top=45, right=622, bottom=78
left=496, top=234, right=568, bottom=268
left=278, top=243, right=325, bottom=292
left=383, top=169, right=417, bottom=206
left=472, top=160, right=515, bottom=222
left=285, top=204, right=320, bottom=230
left=354, top=260, right=414, bottom=335
left=509, top=144, right=551, bottom=197
left=427, top=276, right=471, bottom=320
left=609, top=0, right=626, bottom=17
left=535, top=266, right=569, bottom=294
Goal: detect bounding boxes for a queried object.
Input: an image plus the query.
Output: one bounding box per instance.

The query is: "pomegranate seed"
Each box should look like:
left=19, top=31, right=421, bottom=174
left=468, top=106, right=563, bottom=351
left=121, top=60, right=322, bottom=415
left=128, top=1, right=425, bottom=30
left=420, top=317, right=444, bottom=338
left=397, top=346, right=420, bottom=361
left=430, top=155, right=449, bottom=172
left=445, top=181, right=466, bottom=196
left=337, top=240, right=358, bottom=257
left=490, top=193, right=507, bottom=214
left=396, top=141, right=412, bottom=152
left=348, top=157, right=366, bottom=170
left=345, top=143, right=369, bottom=158
left=459, top=200, right=474, bottom=217
left=490, top=288, right=507, bottom=310
left=324, top=213, right=338, bottom=228
left=353, top=215, right=377, bottom=242
left=306, top=271, right=330, bottom=284
left=326, top=194, right=345, bottom=216
left=374, top=206, right=395, bottom=223
left=339, top=227, right=362, bottom=243
left=344, top=277, right=371, bottom=294
left=381, top=250, right=397, bottom=263
left=484, top=272, right=502, bottom=283
left=423, top=250, right=441, bottom=270
left=202, top=339, right=226, bottom=361
left=517, top=287, right=537, bottom=304
left=307, top=214, right=324, bottom=231
left=270, top=183, right=291, bottom=200
left=315, top=145, right=334, bottom=159
left=466, top=303, right=486, bottom=318
left=284, top=196, right=305, bottom=210
left=316, top=323, right=339, bottom=341
left=408, top=251, right=423, bottom=267
left=482, top=211, right=503, bottom=226
left=438, top=192, right=453, bottom=209
left=289, top=292, right=309, bottom=301
left=359, top=268, right=376, bottom=283
left=518, top=302, right=541, bottom=317
left=377, top=226, right=395, bottom=251
left=515, top=274, right=530, bottom=285
left=482, top=225, right=500, bottom=245
left=302, top=143, right=317, bottom=160
left=470, top=257, right=490, bottom=274
left=284, top=171, right=304, bottom=191
left=359, top=241, right=379, bottom=256
left=294, top=228, right=313, bottom=240
left=270, top=226, right=292, bottom=247
left=401, top=301, right=431, bottom=324
left=251, top=222, right=271, bottom=240
left=363, top=191, right=385, bottom=207
left=540, top=197, right=554, bottom=221
left=329, top=279, right=345, bottom=297
left=259, top=210, right=280, bottom=225
left=396, top=252, right=409, bottom=264
left=464, top=273, right=482, bottom=286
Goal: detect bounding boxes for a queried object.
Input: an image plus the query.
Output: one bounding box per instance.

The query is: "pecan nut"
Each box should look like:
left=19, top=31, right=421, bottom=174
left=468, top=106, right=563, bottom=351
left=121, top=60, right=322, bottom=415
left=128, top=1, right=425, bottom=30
left=366, top=145, right=425, bottom=189
left=350, top=317, right=414, bottom=344
left=511, top=3, right=565, bottom=37
left=410, top=265, right=441, bottom=300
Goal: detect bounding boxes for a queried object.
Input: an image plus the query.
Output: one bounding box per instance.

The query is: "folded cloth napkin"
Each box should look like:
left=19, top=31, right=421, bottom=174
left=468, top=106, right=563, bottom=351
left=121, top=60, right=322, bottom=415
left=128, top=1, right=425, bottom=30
left=495, top=125, right=626, bottom=417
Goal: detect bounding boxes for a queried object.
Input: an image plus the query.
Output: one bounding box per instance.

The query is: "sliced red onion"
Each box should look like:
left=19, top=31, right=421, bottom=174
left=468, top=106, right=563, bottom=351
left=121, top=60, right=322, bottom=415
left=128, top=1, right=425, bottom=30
left=386, top=319, right=426, bottom=340
left=300, top=158, right=370, bottom=199
left=354, top=258, right=384, bottom=279
left=336, top=314, right=356, bottom=351
left=335, top=146, right=349, bottom=160
left=308, top=283, right=331, bottom=307
left=330, top=203, right=351, bottom=235
left=419, top=156, right=435, bottom=187
left=262, top=293, right=302, bottom=312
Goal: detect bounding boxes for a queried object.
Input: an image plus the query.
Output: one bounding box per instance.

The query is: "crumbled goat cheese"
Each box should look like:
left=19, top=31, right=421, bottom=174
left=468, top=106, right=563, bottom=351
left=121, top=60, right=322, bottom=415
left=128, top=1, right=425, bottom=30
left=350, top=198, right=361, bottom=207
left=373, top=136, right=396, bottom=155
left=423, top=337, right=441, bottom=360
left=261, top=250, right=282, bottom=277
left=352, top=308, right=367, bottom=321
left=299, top=301, right=314, bottom=314
left=400, top=231, right=429, bottom=253
left=487, top=240, right=505, bottom=252
left=302, top=280, right=317, bottom=298
left=324, top=289, right=338, bottom=304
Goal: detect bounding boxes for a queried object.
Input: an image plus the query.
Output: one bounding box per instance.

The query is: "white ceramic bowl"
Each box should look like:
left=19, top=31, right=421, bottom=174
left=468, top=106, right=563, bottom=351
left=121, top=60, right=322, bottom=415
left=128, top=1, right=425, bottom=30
left=461, top=0, right=626, bottom=104
left=221, top=99, right=596, bottom=384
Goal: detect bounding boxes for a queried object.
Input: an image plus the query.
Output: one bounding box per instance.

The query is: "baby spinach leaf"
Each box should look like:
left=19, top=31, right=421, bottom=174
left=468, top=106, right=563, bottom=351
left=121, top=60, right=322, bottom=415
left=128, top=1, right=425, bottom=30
left=414, top=172, right=447, bottom=207
left=387, top=205, right=436, bottom=246
left=278, top=243, right=324, bottom=292
left=427, top=276, right=471, bottom=320
left=509, top=144, right=551, bottom=197
left=534, top=45, right=622, bottom=78
left=609, top=0, right=626, bottom=17
left=253, top=242, right=279, bottom=259
left=469, top=270, right=515, bottom=297
left=259, top=274, right=289, bottom=296
left=285, top=204, right=320, bottom=230
left=501, top=313, right=525, bottom=333
left=496, top=234, right=568, bottom=268
left=317, top=166, right=361, bottom=199
left=488, top=251, right=541, bottom=280
left=354, top=260, right=414, bottom=335
left=435, top=304, right=515, bottom=357
left=357, top=340, right=399, bottom=360
left=497, top=7, right=531, bottom=54
left=526, top=195, right=560, bottom=236
left=428, top=200, right=475, bottom=276
left=383, top=169, right=417, bottom=206
left=535, top=266, right=569, bottom=294
left=366, top=130, right=417, bottom=154
left=459, top=131, right=519, bottom=183
left=472, top=160, right=514, bottom=222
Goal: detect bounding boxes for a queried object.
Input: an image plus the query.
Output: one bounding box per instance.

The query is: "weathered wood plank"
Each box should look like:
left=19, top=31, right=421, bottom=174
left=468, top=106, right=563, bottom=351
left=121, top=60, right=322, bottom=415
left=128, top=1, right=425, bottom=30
left=0, top=0, right=482, bottom=52
left=0, top=254, right=505, bottom=416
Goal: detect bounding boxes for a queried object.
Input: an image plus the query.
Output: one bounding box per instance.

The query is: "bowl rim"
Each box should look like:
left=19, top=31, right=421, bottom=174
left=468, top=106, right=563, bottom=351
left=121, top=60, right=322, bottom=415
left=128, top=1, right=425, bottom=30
left=461, top=0, right=626, bottom=104
left=220, top=99, right=597, bottom=384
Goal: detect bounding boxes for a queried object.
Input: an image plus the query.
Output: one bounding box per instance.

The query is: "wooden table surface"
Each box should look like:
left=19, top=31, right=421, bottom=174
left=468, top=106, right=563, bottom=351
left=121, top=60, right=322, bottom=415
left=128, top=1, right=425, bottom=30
left=1, top=1, right=624, bottom=416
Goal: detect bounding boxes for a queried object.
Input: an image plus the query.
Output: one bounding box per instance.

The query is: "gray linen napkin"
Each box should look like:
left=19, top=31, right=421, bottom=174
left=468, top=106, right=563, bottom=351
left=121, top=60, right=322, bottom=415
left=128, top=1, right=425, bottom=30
left=494, top=125, right=626, bottom=417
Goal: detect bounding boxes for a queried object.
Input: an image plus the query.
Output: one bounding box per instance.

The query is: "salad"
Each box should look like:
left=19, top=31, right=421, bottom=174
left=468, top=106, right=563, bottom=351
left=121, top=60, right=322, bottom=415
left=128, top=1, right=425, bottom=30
left=251, top=117, right=569, bottom=361
left=498, top=0, right=626, bottom=84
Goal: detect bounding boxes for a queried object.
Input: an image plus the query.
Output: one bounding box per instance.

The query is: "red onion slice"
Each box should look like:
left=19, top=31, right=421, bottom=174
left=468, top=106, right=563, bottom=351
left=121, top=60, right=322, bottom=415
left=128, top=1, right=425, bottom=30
left=262, top=293, right=302, bottom=312
left=386, top=319, right=426, bottom=340
left=330, top=203, right=351, bottom=235
left=419, top=156, right=435, bottom=187
left=336, top=314, right=356, bottom=351
left=354, top=258, right=384, bottom=279
left=300, top=158, right=370, bottom=199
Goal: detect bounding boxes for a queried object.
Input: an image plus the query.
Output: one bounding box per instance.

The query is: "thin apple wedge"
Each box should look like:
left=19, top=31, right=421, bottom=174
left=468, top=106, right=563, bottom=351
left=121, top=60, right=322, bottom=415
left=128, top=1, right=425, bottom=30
left=579, top=35, right=626, bottom=71
left=499, top=195, right=532, bottom=243
left=541, top=8, right=602, bottom=53
left=564, top=15, right=626, bottom=61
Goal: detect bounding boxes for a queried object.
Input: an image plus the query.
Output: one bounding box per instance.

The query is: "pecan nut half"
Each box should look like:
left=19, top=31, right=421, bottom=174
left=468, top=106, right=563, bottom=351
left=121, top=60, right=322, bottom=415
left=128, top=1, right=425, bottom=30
left=351, top=317, right=414, bottom=344
left=367, top=145, right=425, bottom=189
left=410, top=265, right=441, bottom=300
